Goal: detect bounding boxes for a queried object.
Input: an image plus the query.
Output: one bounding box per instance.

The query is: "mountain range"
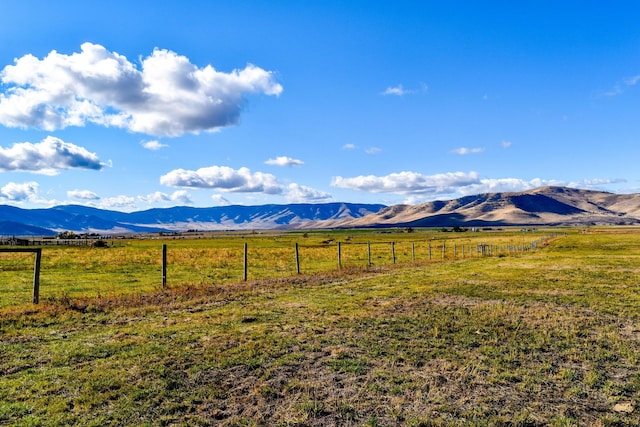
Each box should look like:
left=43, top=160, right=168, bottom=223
left=0, top=202, right=386, bottom=236
left=1, top=186, right=639, bottom=236
left=320, top=186, right=640, bottom=228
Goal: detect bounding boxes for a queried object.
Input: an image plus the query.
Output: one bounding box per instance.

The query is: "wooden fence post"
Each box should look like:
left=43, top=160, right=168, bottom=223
left=33, top=248, right=42, bottom=304
left=391, top=242, right=396, bottom=264
left=411, top=243, right=415, bottom=262
left=295, top=243, right=300, bottom=274
left=243, top=242, right=248, bottom=281
left=162, top=244, right=167, bottom=288
left=367, top=241, right=371, bottom=266
left=428, top=243, right=432, bottom=260
left=337, top=242, right=342, bottom=269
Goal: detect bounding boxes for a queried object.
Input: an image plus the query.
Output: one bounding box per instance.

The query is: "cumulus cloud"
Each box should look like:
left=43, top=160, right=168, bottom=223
left=67, top=189, right=99, bottom=200
left=98, top=195, right=136, bottom=210
left=265, top=156, right=304, bottom=167
left=0, top=43, right=283, bottom=137
left=138, top=190, right=193, bottom=205
left=141, top=140, right=168, bottom=150
left=331, top=171, right=479, bottom=195
left=0, top=181, right=39, bottom=202
left=286, top=183, right=332, bottom=203
left=501, top=140, right=512, bottom=149
left=160, top=165, right=283, bottom=194
left=452, top=147, right=484, bottom=155
left=457, top=178, right=566, bottom=195
left=0, top=136, right=103, bottom=175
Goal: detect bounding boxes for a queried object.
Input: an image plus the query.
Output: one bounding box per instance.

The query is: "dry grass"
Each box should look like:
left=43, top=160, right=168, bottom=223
left=1, top=228, right=640, bottom=425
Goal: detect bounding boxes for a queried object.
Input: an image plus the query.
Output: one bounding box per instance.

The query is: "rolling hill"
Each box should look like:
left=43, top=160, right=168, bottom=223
left=1, top=187, right=639, bottom=236
left=326, top=186, right=640, bottom=228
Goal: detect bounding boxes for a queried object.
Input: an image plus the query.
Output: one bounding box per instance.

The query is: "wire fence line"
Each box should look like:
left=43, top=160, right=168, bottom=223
left=164, top=233, right=561, bottom=286
left=0, top=233, right=562, bottom=305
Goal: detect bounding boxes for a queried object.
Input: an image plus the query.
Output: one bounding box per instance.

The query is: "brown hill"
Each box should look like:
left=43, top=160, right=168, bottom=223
left=319, top=186, right=640, bottom=228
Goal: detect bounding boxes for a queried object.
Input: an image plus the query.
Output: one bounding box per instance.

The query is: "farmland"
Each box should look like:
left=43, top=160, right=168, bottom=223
left=1, top=227, right=640, bottom=425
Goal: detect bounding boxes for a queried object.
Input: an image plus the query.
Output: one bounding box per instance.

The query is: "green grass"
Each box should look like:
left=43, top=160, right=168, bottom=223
left=0, top=228, right=556, bottom=308
left=1, top=227, right=639, bottom=425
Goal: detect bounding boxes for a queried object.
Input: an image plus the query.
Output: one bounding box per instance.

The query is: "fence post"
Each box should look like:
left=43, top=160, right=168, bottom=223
left=391, top=242, right=396, bottom=264
left=243, top=242, right=248, bottom=281
left=367, top=241, right=371, bottom=266
left=442, top=243, right=445, bottom=259
left=454, top=243, right=457, bottom=258
left=428, top=243, right=432, bottom=260
left=411, top=242, right=415, bottom=262
left=162, top=244, right=167, bottom=288
left=337, top=242, right=342, bottom=269
left=32, top=248, right=42, bottom=304
left=295, top=243, right=300, bottom=274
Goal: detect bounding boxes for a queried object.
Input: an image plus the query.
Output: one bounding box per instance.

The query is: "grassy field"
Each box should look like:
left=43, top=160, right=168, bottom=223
left=0, top=228, right=548, bottom=308
left=1, top=227, right=639, bottom=425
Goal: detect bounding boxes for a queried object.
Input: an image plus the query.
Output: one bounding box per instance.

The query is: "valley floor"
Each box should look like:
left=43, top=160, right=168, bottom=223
left=1, top=230, right=640, bottom=426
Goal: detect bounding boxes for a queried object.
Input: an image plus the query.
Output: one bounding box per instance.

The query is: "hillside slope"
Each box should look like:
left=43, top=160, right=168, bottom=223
left=323, top=187, right=640, bottom=228
left=2, top=187, right=639, bottom=234
left=0, top=202, right=386, bottom=234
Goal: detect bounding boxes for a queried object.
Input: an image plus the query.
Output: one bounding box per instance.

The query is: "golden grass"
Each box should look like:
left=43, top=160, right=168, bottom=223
left=1, top=227, right=639, bottom=425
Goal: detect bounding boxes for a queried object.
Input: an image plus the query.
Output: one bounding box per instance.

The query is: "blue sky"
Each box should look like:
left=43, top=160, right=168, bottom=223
left=1, top=1, right=639, bottom=211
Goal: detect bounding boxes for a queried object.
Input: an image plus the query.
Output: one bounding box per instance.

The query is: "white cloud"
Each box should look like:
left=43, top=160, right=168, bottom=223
left=452, top=147, right=484, bottom=155
left=138, top=190, right=193, bottom=205
left=211, top=194, right=231, bottom=206
left=331, top=171, right=479, bottom=195
left=381, top=84, right=411, bottom=96
left=285, top=183, right=332, bottom=203
left=457, top=178, right=567, bottom=195
left=381, top=82, right=427, bottom=96
left=501, top=140, right=512, bottom=149
left=141, top=140, right=168, bottom=150
left=265, top=156, right=304, bottom=167
left=170, top=190, right=193, bottom=205
left=0, top=181, right=39, bottom=202
left=67, top=189, right=99, bottom=200
left=402, top=195, right=431, bottom=205
left=625, top=75, right=640, bottom=86
left=138, top=191, right=171, bottom=204
left=160, top=165, right=283, bottom=194
left=341, top=144, right=380, bottom=155
left=601, top=74, right=640, bottom=97
left=98, top=195, right=136, bottom=210
left=0, top=43, right=282, bottom=137
left=0, top=136, right=103, bottom=175
left=582, top=178, right=626, bottom=186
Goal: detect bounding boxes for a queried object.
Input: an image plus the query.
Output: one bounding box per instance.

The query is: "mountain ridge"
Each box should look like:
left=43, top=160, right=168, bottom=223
left=0, top=202, right=386, bottom=235
left=2, top=187, right=640, bottom=236
left=323, top=186, right=640, bottom=228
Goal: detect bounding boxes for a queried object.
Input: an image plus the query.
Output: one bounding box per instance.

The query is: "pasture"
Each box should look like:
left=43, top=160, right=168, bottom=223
left=1, top=227, right=639, bottom=425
